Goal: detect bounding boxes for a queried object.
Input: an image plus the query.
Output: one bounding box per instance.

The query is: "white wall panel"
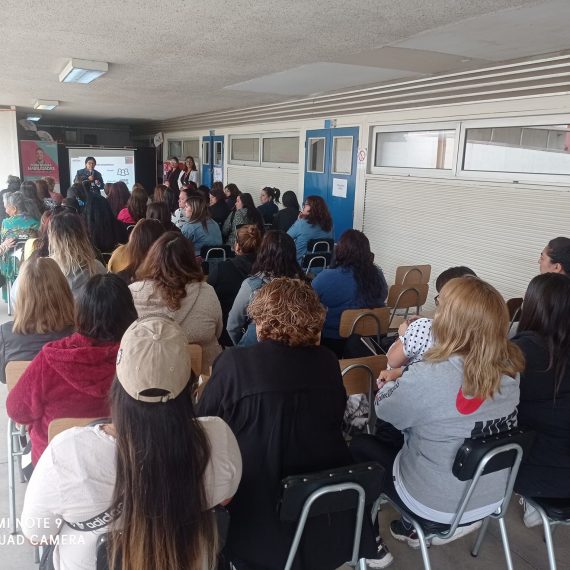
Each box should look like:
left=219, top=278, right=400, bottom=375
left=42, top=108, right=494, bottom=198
left=363, top=175, right=570, bottom=310
left=0, top=108, right=20, bottom=188
left=226, top=165, right=300, bottom=205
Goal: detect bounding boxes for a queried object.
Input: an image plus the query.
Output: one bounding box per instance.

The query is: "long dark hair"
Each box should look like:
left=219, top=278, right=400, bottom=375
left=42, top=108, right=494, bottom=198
left=251, top=230, right=304, bottom=279
left=119, top=219, right=166, bottom=283
left=109, top=381, right=216, bottom=570
left=282, top=190, right=300, bottom=210
left=76, top=274, right=137, bottom=341
left=108, top=182, right=131, bottom=216
left=546, top=237, right=570, bottom=274
left=333, top=229, right=386, bottom=306
left=261, top=186, right=280, bottom=204
left=518, top=273, right=570, bottom=397
left=136, top=232, right=203, bottom=310
left=18, top=182, right=44, bottom=219
left=185, top=194, right=210, bottom=231
left=239, top=193, right=265, bottom=234
left=303, top=195, right=332, bottom=232
left=127, top=187, right=148, bottom=222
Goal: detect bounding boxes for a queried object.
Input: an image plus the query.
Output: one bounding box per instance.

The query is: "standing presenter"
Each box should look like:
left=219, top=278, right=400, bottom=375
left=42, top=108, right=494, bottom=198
left=76, top=156, right=104, bottom=192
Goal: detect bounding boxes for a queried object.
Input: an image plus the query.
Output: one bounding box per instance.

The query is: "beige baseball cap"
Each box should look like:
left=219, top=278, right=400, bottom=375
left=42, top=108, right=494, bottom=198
left=116, top=315, right=192, bottom=403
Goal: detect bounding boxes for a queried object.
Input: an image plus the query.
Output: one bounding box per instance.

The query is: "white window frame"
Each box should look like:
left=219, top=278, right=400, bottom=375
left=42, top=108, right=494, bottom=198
left=228, top=132, right=300, bottom=169
left=458, top=114, right=570, bottom=184
left=306, top=136, right=327, bottom=173
left=370, top=122, right=460, bottom=178
left=331, top=135, right=354, bottom=175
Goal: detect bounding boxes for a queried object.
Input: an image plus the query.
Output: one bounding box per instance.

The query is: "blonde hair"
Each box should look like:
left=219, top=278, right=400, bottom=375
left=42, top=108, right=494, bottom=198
left=13, top=257, right=74, bottom=334
left=236, top=224, right=262, bottom=255
left=48, top=212, right=98, bottom=277
left=425, top=277, right=524, bottom=399
left=247, top=277, right=325, bottom=346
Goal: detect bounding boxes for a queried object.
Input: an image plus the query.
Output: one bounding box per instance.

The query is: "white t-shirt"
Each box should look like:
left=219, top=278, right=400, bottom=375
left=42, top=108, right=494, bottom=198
left=21, top=417, right=242, bottom=570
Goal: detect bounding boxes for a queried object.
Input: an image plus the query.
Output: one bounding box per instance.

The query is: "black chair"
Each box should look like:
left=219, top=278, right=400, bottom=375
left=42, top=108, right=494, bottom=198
left=96, top=505, right=231, bottom=570
left=279, top=462, right=384, bottom=570
left=301, top=252, right=331, bottom=274
left=518, top=497, right=570, bottom=569
left=200, top=245, right=234, bottom=261
left=376, top=428, right=535, bottom=570
left=306, top=238, right=335, bottom=253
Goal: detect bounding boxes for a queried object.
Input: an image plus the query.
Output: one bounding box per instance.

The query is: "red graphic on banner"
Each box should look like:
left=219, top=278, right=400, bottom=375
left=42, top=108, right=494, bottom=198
left=20, top=141, right=60, bottom=187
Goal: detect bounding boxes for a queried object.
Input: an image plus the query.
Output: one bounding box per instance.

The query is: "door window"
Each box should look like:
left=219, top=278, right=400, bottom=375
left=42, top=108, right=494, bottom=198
left=332, top=136, right=353, bottom=174
left=214, top=141, right=223, bottom=166
left=202, top=141, right=210, bottom=165
left=307, top=138, right=326, bottom=173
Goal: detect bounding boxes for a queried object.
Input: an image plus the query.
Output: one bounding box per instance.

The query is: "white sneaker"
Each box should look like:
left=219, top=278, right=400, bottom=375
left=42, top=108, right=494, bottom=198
left=519, top=497, right=542, bottom=528
left=431, top=520, right=482, bottom=546
left=366, top=537, right=394, bottom=568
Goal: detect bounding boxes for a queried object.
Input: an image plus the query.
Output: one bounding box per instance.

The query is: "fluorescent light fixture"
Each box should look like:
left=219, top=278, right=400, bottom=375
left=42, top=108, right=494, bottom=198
left=59, top=58, right=108, bottom=84
left=26, top=114, right=42, bottom=121
left=34, top=100, right=59, bottom=110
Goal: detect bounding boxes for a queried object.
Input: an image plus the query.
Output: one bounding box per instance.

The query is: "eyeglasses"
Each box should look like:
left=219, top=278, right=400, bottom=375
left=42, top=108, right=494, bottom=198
left=434, top=295, right=440, bottom=306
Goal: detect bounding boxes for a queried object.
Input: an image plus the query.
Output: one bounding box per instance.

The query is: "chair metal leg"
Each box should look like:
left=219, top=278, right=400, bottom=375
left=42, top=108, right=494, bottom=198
left=7, top=419, right=17, bottom=534
left=471, top=516, right=491, bottom=557
left=498, top=517, right=514, bottom=570
left=532, top=506, right=558, bottom=570
left=357, top=557, right=367, bottom=570
left=413, top=523, right=432, bottom=570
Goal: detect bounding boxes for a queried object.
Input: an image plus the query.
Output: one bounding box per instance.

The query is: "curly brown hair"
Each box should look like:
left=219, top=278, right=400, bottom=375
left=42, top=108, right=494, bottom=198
left=136, top=232, right=203, bottom=311
left=303, top=195, right=333, bottom=232
left=247, top=277, right=325, bottom=346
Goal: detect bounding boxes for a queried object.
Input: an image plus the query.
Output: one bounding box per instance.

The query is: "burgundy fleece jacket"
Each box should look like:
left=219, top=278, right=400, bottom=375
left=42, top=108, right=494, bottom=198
left=6, top=333, right=119, bottom=464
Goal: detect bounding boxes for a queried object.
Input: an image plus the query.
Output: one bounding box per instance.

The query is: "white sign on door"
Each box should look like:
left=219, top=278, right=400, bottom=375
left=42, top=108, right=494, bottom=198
left=332, top=177, right=347, bottom=198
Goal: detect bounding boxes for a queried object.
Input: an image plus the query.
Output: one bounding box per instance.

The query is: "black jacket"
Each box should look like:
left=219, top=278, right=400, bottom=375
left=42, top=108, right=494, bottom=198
left=272, top=207, right=299, bottom=232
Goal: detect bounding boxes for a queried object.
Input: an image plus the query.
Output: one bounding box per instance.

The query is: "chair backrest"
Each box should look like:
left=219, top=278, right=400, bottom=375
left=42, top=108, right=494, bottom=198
left=48, top=417, right=110, bottom=443
left=200, top=244, right=233, bottom=261
left=438, top=428, right=536, bottom=539
left=506, top=297, right=523, bottom=333
left=339, top=355, right=388, bottom=394
left=306, top=238, right=334, bottom=253
left=338, top=307, right=390, bottom=340
left=302, top=252, right=331, bottom=273
left=5, top=360, right=31, bottom=392
left=394, top=264, right=431, bottom=285
left=188, top=344, right=202, bottom=377
left=386, top=283, right=429, bottom=310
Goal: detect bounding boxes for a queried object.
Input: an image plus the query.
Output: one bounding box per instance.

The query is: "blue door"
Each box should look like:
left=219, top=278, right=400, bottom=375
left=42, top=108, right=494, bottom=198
left=304, top=127, right=358, bottom=238
left=201, top=135, right=224, bottom=188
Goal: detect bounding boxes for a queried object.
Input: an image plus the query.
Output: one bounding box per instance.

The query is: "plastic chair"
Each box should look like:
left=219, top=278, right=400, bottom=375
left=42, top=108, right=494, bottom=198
left=339, top=307, right=390, bottom=349
left=506, top=298, right=523, bottom=333
left=200, top=244, right=233, bottom=261
left=386, top=284, right=429, bottom=329
left=377, top=428, right=535, bottom=570
left=302, top=252, right=331, bottom=274
left=394, top=265, right=431, bottom=285
left=340, top=356, right=387, bottom=434
left=279, top=462, right=385, bottom=570
left=5, top=360, right=32, bottom=534
left=306, top=238, right=335, bottom=253
left=518, top=497, right=570, bottom=570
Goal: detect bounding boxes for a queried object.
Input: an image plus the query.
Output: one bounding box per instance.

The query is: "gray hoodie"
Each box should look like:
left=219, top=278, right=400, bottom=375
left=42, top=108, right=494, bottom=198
left=376, top=356, right=519, bottom=523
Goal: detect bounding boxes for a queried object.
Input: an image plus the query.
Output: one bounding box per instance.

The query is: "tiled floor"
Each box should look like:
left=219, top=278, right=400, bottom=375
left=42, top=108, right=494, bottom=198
left=0, top=301, right=568, bottom=569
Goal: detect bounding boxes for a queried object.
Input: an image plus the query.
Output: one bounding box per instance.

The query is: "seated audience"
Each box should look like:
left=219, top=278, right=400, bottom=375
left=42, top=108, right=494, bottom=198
left=0, top=175, right=22, bottom=222
left=198, top=278, right=375, bottom=569
left=21, top=315, right=241, bottom=570
left=129, top=232, right=223, bottom=372
left=273, top=190, right=299, bottom=232
left=48, top=212, right=106, bottom=298
left=35, top=179, right=59, bottom=209
left=181, top=194, right=222, bottom=251
left=7, top=273, right=137, bottom=465
left=312, top=229, right=388, bottom=357
left=23, top=207, right=58, bottom=260
left=107, top=218, right=166, bottom=282
left=207, top=225, right=262, bottom=346
left=539, top=236, right=570, bottom=274
left=227, top=230, right=304, bottom=346
left=386, top=266, right=477, bottom=370
left=209, top=184, right=230, bottom=229
left=513, top=273, right=570, bottom=525
left=152, top=183, right=168, bottom=203
left=171, top=188, right=189, bottom=229
left=146, top=201, right=180, bottom=233
left=118, top=186, right=147, bottom=225
left=106, top=181, right=131, bottom=216
left=20, top=181, right=45, bottom=218
left=257, top=186, right=280, bottom=225
left=223, top=182, right=240, bottom=209
left=43, top=176, right=63, bottom=204
left=0, top=257, right=73, bottom=384
left=352, top=277, right=523, bottom=551
left=222, top=192, right=264, bottom=247
left=287, top=195, right=333, bottom=263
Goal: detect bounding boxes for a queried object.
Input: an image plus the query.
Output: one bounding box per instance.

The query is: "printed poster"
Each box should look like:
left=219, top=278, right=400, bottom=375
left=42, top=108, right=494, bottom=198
left=20, top=140, right=60, bottom=192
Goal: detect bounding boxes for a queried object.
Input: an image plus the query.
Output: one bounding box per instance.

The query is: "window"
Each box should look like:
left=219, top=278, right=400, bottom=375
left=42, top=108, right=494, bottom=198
left=307, top=138, right=325, bottom=172
left=229, top=133, right=299, bottom=167
left=463, top=124, right=570, bottom=176
left=202, top=140, right=210, bottom=165
left=183, top=140, right=200, bottom=160
left=262, top=136, right=299, bottom=164
left=332, top=136, right=353, bottom=174
left=231, top=138, right=259, bottom=162
left=375, top=129, right=455, bottom=170
left=168, top=140, right=182, bottom=159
